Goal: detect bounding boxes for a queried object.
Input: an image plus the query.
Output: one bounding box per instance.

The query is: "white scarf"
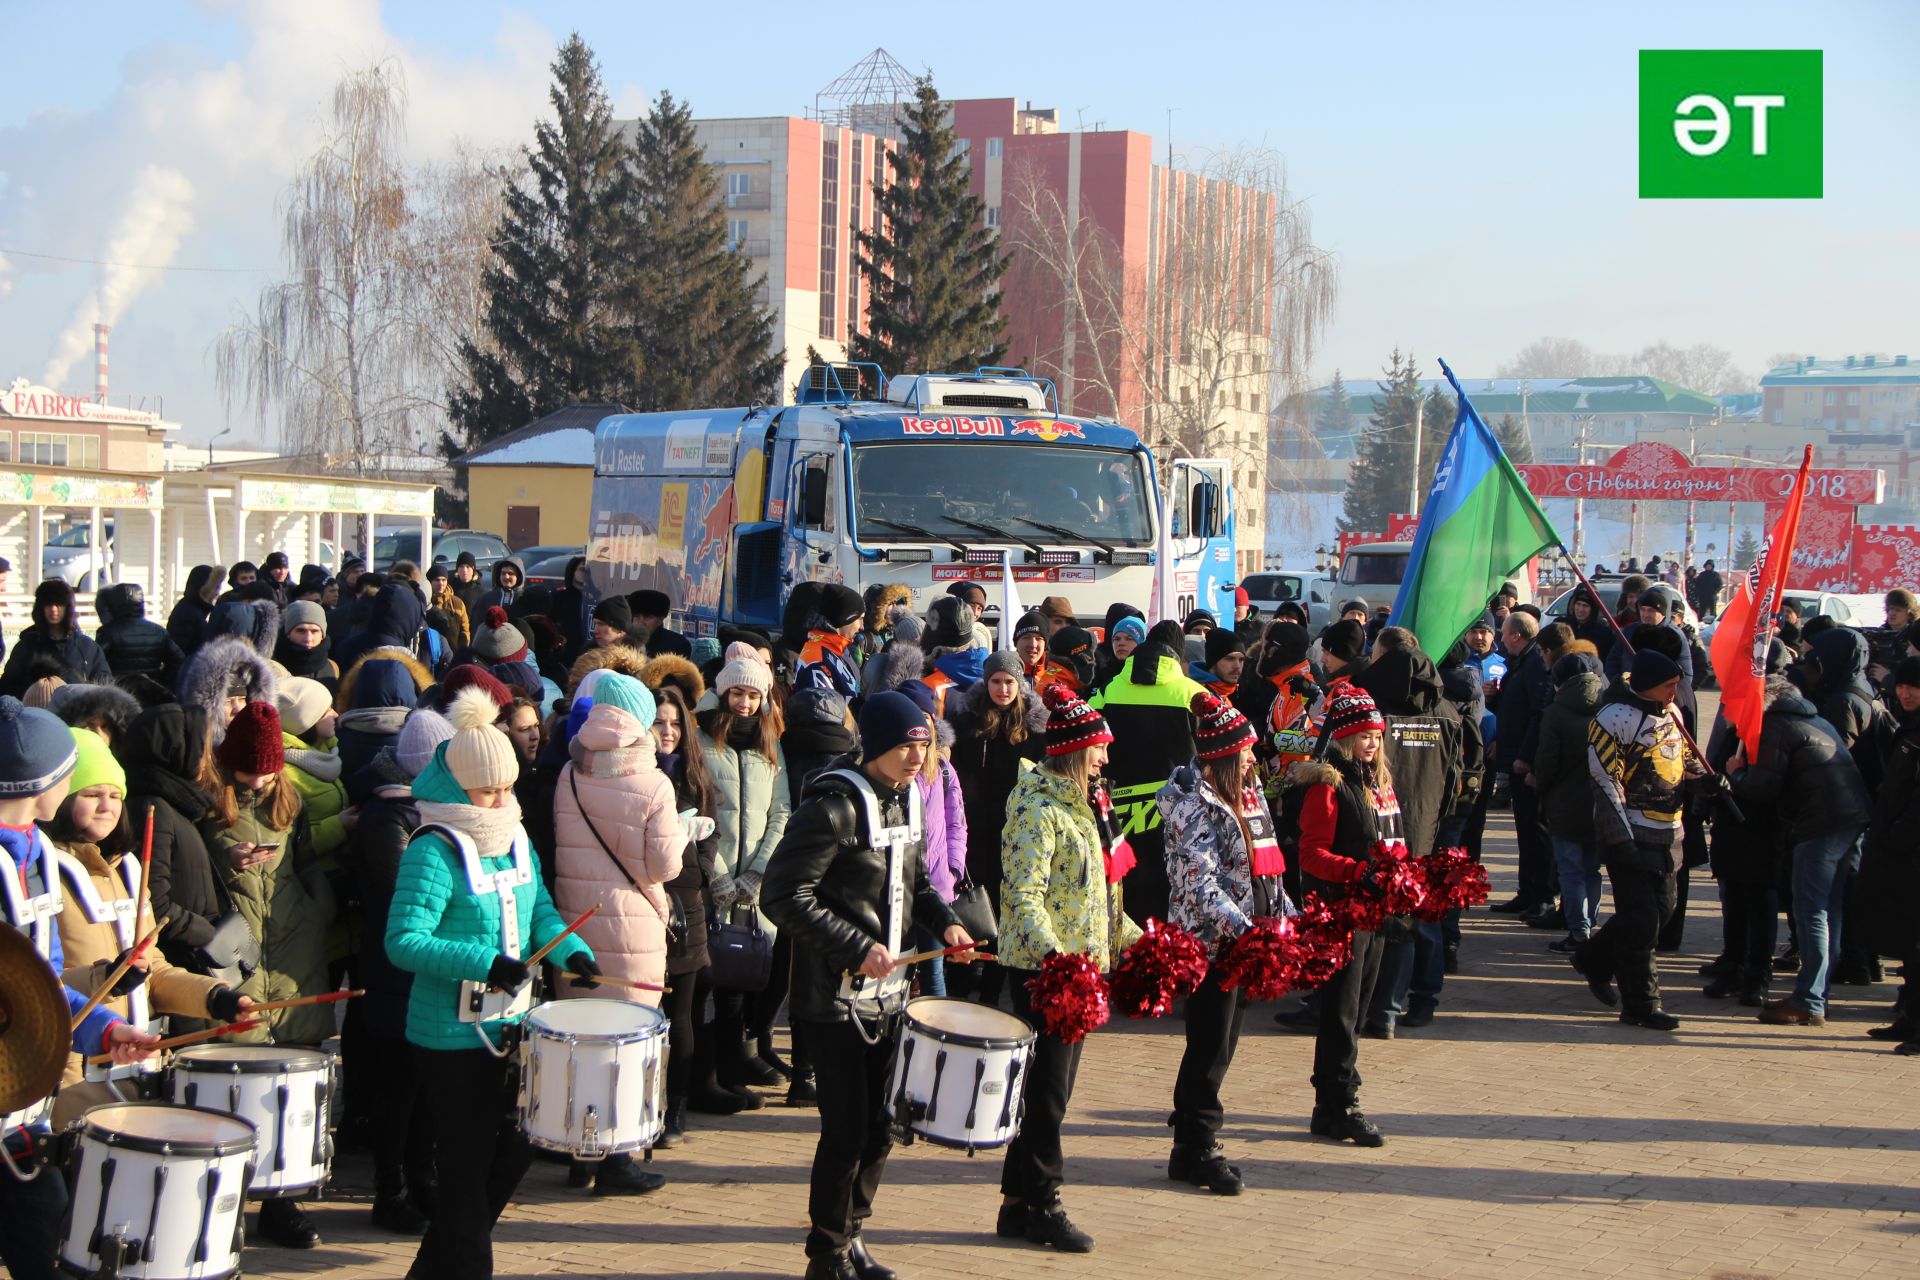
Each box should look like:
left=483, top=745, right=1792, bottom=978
left=416, top=796, right=525, bottom=855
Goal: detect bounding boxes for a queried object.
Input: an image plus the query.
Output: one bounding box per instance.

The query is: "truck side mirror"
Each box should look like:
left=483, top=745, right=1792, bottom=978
left=1191, top=481, right=1219, bottom=539
left=802, top=467, right=829, bottom=527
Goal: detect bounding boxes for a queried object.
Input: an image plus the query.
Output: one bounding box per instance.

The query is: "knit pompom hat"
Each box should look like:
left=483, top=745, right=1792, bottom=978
left=442, top=686, right=519, bottom=791
left=442, top=664, right=513, bottom=710
left=67, top=727, right=126, bottom=796
left=1324, top=686, right=1385, bottom=742
left=275, top=676, right=334, bottom=737
left=0, top=697, right=78, bottom=797
left=218, top=702, right=286, bottom=775
left=716, top=656, right=772, bottom=697
left=1041, top=683, right=1112, bottom=757
left=472, top=606, right=529, bottom=663
left=592, top=672, right=657, bottom=729
left=396, top=707, right=455, bottom=777
left=1193, top=693, right=1257, bottom=762
left=723, top=641, right=762, bottom=664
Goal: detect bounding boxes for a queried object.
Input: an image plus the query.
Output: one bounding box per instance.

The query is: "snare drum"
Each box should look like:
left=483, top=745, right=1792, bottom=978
left=518, top=999, right=667, bottom=1157
left=61, top=1102, right=255, bottom=1280
left=889, top=997, right=1035, bottom=1152
left=170, top=1044, right=333, bottom=1197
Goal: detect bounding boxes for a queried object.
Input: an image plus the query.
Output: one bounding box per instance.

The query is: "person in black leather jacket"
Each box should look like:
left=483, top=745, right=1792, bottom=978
left=762, top=690, right=971, bottom=1280
left=95, top=582, right=186, bottom=684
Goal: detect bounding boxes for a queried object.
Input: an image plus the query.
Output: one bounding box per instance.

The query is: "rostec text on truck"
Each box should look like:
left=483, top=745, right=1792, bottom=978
left=584, top=367, right=1237, bottom=635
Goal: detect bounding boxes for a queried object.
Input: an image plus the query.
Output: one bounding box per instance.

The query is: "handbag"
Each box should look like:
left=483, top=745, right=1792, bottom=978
left=706, top=908, right=773, bottom=993
left=569, top=771, right=686, bottom=943
left=948, top=878, right=998, bottom=943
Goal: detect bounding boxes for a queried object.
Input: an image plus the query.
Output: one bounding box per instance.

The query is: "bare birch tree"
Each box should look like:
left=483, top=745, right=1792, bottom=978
left=217, top=62, right=489, bottom=471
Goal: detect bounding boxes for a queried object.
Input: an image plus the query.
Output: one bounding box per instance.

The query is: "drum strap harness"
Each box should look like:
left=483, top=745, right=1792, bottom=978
left=823, top=768, right=922, bottom=1045
left=54, top=849, right=157, bottom=1054
left=416, top=823, right=535, bottom=1055
left=1, top=833, right=65, bottom=1152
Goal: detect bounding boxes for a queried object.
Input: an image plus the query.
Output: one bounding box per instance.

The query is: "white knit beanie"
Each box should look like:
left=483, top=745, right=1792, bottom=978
left=442, top=687, right=519, bottom=791
left=715, top=656, right=772, bottom=697
left=274, top=677, right=334, bottom=737
left=396, top=707, right=454, bottom=777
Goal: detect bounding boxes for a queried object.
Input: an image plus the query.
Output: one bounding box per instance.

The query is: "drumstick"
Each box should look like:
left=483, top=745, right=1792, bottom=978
left=892, top=943, right=996, bottom=967
left=85, top=1017, right=265, bottom=1066
left=490, top=905, right=599, bottom=989
left=70, top=917, right=168, bottom=1033
left=582, top=976, right=670, bottom=994
left=244, top=989, right=365, bottom=1014
left=133, top=806, right=155, bottom=942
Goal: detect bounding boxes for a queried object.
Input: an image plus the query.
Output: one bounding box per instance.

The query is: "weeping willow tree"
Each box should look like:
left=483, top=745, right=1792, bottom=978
left=217, top=62, right=475, bottom=471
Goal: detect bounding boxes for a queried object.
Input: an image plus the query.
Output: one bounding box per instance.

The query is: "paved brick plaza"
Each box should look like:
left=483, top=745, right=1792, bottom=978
left=250, top=811, right=1919, bottom=1280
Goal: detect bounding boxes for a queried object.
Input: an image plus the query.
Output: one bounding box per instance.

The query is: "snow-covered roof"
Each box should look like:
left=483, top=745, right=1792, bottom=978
left=460, top=403, right=628, bottom=467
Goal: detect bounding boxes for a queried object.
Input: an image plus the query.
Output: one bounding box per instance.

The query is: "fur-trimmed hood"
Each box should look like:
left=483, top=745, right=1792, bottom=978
left=863, top=640, right=926, bottom=696
left=864, top=582, right=913, bottom=635
left=639, top=653, right=704, bottom=707
left=949, top=676, right=1051, bottom=737
left=176, top=635, right=279, bottom=745
left=335, top=646, right=432, bottom=711
left=48, top=682, right=143, bottom=737
left=567, top=643, right=648, bottom=696
left=1283, top=756, right=1342, bottom=791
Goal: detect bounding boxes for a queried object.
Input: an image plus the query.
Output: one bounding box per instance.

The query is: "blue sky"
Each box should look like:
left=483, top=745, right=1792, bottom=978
left=2, top=1, right=1915, bottom=444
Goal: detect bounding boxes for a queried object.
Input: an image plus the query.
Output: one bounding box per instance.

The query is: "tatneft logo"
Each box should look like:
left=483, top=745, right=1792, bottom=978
left=1638, top=50, right=1822, bottom=198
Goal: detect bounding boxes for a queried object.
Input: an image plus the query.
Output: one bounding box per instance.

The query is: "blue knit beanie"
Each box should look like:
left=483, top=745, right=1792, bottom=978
left=1111, top=616, right=1148, bottom=645
left=593, top=672, right=657, bottom=729
left=859, top=691, right=933, bottom=758
left=0, top=697, right=79, bottom=796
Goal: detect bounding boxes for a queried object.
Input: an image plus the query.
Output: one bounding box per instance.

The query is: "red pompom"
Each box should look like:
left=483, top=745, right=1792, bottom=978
left=485, top=606, right=510, bottom=628
left=1292, top=892, right=1353, bottom=984
left=1382, top=859, right=1431, bottom=918
left=1415, top=847, right=1490, bottom=917
left=1024, top=952, right=1110, bottom=1043
left=1107, top=919, right=1209, bottom=1018
left=1216, top=915, right=1308, bottom=1002
left=1040, top=682, right=1079, bottom=710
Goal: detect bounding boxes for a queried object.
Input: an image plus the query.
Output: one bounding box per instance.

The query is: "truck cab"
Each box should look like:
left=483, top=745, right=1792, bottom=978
left=585, top=367, right=1216, bottom=636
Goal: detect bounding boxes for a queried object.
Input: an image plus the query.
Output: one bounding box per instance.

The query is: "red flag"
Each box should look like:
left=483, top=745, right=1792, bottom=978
left=1710, top=445, right=1814, bottom=756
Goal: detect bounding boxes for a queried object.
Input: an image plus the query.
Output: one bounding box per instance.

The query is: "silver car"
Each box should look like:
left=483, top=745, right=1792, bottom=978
left=1239, top=569, right=1335, bottom=631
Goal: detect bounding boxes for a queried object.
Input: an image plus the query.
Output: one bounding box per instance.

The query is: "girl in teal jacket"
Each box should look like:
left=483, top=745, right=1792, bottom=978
left=385, top=686, right=598, bottom=1280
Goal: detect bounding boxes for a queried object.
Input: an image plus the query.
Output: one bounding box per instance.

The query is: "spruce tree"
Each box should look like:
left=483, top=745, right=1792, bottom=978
left=1418, top=384, right=1455, bottom=496
left=448, top=35, right=640, bottom=448
left=1316, top=370, right=1355, bottom=456
left=626, top=91, right=780, bottom=411
left=1735, top=527, right=1760, bottom=570
left=849, top=76, right=1007, bottom=374
left=1496, top=411, right=1534, bottom=464
left=1340, top=349, right=1421, bottom=534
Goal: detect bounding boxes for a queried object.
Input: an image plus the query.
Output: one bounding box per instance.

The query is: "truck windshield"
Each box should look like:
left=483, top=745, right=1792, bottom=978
left=850, top=443, right=1152, bottom=545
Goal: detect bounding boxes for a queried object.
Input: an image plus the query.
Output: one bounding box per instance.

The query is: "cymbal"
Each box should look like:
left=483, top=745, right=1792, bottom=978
left=0, top=924, right=70, bottom=1114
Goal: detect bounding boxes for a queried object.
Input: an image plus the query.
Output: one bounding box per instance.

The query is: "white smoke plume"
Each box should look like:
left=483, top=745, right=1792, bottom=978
left=41, top=165, right=197, bottom=391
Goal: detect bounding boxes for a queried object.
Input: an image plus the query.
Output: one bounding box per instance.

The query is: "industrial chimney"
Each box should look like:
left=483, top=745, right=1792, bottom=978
left=94, top=323, right=109, bottom=403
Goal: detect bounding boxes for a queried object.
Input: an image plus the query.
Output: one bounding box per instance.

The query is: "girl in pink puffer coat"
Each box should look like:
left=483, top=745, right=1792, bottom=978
left=552, top=673, right=685, bottom=1009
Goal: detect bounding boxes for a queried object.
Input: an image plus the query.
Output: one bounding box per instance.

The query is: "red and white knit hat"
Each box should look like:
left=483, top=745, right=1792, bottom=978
left=1042, top=683, right=1113, bottom=757
left=1324, top=686, right=1386, bottom=742
left=1193, top=692, right=1256, bottom=761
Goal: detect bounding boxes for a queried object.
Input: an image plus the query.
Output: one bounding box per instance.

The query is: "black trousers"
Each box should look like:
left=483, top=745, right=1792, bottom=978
left=1659, top=865, right=1692, bottom=951
left=801, top=1017, right=899, bottom=1258
left=0, top=1137, right=67, bottom=1280
left=1000, top=968, right=1084, bottom=1207
left=409, top=1046, right=531, bottom=1280
left=1581, top=860, right=1677, bottom=1014
left=1169, top=974, right=1247, bottom=1148
left=663, top=971, right=699, bottom=1097
left=1312, top=928, right=1386, bottom=1109
left=1720, top=881, right=1778, bottom=980
left=369, top=1034, right=432, bottom=1201
left=1511, top=784, right=1558, bottom=907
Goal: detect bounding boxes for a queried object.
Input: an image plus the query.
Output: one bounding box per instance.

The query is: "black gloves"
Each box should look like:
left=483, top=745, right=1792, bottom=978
left=206, top=984, right=245, bottom=1023
left=103, top=951, right=149, bottom=997
left=488, top=954, right=531, bottom=993
left=565, top=953, right=602, bottom=990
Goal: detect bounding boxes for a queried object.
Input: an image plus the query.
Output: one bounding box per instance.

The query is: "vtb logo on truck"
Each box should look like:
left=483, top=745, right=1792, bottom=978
left=1639, top=50, right=1822, bottom=199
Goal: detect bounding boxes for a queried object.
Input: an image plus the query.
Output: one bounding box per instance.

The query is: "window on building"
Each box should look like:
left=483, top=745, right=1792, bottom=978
left=1249, top=393, right=1262, bottom=415
left=727, top=172, right=750, bottom=195
left=1824, top=390, right=1836, bottom=406
left=820, top=137, right=840, bottom=340
left=1180, top=385, right=1192, bottom=404
left=1870, top=417, right=1883, bottom=430
left=984, top=206, right=1000, bottom=228
left=1771, top=409, right=1783, bottom=424
left=727, top=218, right=749, bottom=250
left=0, top=433, right=10, bottom=463
left=987, top=137, right=1003, bottom=158
left=1804, top=391, right=1814, bottom=404
left=954, top=137, right=971, bottom=162
left=1847, top=390, right=1859, bottom=406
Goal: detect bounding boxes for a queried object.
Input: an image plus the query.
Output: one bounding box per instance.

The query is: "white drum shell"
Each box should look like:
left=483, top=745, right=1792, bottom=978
left=169, top=1045, right=332, bottom=1197
left=519, top=1000, right=668, bottom=1156
left=890, top=997, right=1035, bottom=1151
left=61, top=1103, right=255, bottom=1280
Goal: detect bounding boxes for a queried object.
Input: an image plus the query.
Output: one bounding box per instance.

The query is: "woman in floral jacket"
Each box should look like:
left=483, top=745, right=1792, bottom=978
left=996, top=686, right=1140, bottom=1256
left=1157, top=694, right=1293, bottom=1196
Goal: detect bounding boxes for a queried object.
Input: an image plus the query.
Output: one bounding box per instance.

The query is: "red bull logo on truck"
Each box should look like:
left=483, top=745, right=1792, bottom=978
left=897, top=415, right=1088, bottom=441
left=1009, top=418, right=1085, bottom=442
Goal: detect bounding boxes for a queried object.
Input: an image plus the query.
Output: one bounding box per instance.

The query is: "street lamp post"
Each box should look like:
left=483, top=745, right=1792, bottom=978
left=208, top=427, right=232, bottom=470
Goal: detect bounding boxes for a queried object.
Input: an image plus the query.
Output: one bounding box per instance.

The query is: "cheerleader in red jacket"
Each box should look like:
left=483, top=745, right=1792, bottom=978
left=1286, top=686, right=1406, bottom=1147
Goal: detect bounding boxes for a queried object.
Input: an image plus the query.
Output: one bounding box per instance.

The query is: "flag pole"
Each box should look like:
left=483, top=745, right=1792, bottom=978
left=1556, top=546, right=1733, bottom=797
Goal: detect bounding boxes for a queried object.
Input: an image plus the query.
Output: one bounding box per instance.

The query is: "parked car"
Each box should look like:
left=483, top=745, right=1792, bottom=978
left=1238, top=569, right=1335, bottom=631
left=1544, top=584, right=1700, bottom=632
left=523, top=549, right=585, bottom=591
left=511, top=543, right=580, bottom=566
left=1699, top=588, right=1861, bottom=650
left=372, top=528, right=509, bottom=573
left=42, top=521, right=115, bottom=591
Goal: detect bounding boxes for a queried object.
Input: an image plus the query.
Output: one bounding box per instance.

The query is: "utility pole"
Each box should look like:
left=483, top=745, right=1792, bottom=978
left=1408, top=397, right=1425, bottom=518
